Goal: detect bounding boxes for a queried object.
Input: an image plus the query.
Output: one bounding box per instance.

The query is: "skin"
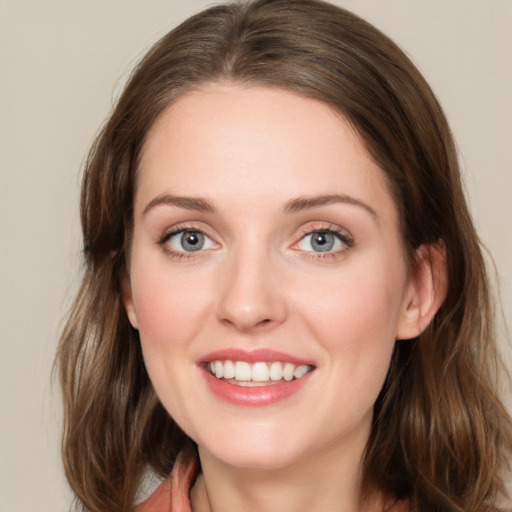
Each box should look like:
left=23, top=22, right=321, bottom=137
left=123, top=83, right=440, bottom=512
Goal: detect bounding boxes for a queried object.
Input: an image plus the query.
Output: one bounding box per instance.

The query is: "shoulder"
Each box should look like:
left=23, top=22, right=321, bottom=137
left=136, top=447, right=199, bottom=512
left=136, top=480, right=172, bottom=512
left=384, top=501, right=512, bottom=512
left=386, top=500, right=410, bottom=512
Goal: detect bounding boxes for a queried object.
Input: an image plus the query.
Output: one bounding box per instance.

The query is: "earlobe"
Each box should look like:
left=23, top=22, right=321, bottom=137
left=396, top=242, right=447, bottom=340
left=121, top=272, right=139, bottom=329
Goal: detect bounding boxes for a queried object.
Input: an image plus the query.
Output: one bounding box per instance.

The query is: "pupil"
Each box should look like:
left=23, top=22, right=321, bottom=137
left=186, top=233, right=199, bottom=245
left=316, top=233, right=328, bottom=245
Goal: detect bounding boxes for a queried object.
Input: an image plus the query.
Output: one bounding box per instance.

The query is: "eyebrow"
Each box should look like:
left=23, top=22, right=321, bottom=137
left=142, top=192, right=377, bottom=218
left=143, top=194, right=216, bottom=215
left=284, top=194, right=377, bottom=218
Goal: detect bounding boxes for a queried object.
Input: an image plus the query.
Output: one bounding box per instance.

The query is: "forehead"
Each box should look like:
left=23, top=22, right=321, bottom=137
left=137, top=83, right=396, bottom=220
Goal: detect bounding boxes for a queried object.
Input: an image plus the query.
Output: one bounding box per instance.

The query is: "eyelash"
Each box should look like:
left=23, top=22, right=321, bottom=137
left=157, top=223, right=354, bottom=261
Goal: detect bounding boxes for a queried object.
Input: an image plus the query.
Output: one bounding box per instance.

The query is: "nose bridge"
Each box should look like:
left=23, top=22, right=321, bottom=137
left=216, top=234, right=287, bottom=331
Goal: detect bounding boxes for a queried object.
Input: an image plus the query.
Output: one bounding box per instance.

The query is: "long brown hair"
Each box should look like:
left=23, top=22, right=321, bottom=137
left=56, top=1, right=512, bottom=510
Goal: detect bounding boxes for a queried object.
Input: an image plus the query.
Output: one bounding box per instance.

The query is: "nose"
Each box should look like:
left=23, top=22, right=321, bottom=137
left=215, top=245, right=288, bottom=332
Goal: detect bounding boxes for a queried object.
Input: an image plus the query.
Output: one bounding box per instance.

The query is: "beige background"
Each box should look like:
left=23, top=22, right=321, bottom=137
left=1, top=1, right=511, bottom=510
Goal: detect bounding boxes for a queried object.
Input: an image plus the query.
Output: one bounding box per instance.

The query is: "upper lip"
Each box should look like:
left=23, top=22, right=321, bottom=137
left=198, top=348, right=313, bottom=366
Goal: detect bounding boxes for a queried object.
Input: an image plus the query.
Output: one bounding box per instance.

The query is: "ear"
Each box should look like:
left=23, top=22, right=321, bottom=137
left=396, top=242, right=447, bottom=340
left=121, top=272, right=139, bottom=329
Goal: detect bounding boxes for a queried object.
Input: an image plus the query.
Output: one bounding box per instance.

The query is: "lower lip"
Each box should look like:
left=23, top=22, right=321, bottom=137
left=201, top=368, right=312, bottom=406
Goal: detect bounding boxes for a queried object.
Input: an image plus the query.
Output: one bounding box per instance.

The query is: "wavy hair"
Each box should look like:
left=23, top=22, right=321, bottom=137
left=56, top=0, right=512, bottom=510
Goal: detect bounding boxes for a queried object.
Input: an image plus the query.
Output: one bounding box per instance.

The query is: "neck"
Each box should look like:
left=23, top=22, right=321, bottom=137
left=190, top=429, right=386, bottom=512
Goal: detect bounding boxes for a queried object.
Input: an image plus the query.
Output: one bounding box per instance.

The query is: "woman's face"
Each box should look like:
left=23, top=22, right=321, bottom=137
left=124, top=83, right=416, bottom=470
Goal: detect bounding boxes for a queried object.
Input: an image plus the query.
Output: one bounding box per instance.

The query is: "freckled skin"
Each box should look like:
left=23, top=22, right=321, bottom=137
left=124, top=83, right=415, bottom=477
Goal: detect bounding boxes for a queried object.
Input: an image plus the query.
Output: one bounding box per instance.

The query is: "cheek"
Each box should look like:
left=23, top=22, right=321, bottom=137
left=129, top=263, right=212, bottom=423
left=128, top=261, right=216, bottom=415
left=297, top=257, right=407, bottom=378
left=131, top=261, right=211, bottom=350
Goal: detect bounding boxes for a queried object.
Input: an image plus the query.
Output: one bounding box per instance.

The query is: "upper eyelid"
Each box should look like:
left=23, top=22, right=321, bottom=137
left=293, top=222, right=353, bottom=240
left=158, top=221, right=216, bottom=241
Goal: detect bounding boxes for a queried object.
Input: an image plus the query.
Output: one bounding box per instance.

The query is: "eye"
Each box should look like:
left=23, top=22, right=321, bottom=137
left=298, top=231, right=342, bottom=252
left=164, top=230, right=216, bottom=253
left=295, top=228, right=353, bottom=255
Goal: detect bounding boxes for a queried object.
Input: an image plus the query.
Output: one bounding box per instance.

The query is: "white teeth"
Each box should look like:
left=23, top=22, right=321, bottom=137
left=294, top=365, right=309, bottom=379
left=283, top=363, right=295, bottom=381
left=223, top=360, right=235, bottom=379
left=252, top=362, right=270, bottom=382
left=207, top=360, right=312, bottom=383
left=234, top=361, right=252, bottom=381
left=269, top=361, right=283, bottom=381
left=214, top=360, right=224, bottom=379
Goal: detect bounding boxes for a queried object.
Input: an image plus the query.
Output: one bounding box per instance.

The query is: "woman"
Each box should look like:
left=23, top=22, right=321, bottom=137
left=56, top=0, right=512, bottom=510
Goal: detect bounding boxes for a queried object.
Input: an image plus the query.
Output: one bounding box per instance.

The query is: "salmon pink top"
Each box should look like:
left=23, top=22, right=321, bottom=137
left=136, top=449, right=409, bottom=512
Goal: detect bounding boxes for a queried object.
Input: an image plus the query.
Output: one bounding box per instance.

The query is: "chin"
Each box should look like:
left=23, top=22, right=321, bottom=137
left=196, top=423, right=309, bottom=470
left=208, top=445, right=304, bottom=471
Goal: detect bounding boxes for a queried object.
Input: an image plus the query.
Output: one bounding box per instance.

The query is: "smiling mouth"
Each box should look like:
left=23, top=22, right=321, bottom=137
left=206, top=360, right=314, bottom=386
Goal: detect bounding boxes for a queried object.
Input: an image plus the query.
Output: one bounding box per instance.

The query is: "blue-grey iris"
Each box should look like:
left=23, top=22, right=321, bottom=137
left=311, top=232, right=335, bottom=252
left=181, top=232, right=204, bottom=251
